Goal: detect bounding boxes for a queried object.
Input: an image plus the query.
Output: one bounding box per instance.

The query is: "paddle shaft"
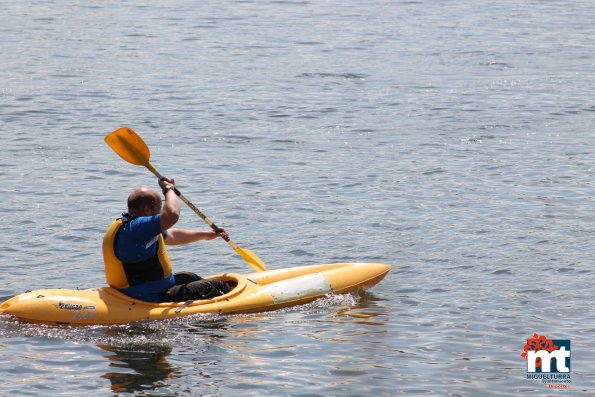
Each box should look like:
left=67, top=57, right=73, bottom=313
left=146, top=163, right=266, bottom=272
left=149, top=168, right=234, bottom=245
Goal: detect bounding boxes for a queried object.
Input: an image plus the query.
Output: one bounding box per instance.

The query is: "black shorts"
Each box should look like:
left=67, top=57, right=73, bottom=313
left=162, top=272, right=230, bottom=302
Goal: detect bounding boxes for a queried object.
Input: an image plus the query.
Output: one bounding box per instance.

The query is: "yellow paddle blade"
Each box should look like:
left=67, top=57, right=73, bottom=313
left=105, top=127, right=151, bottom=167
left=235, top=246, right=267, bottom=272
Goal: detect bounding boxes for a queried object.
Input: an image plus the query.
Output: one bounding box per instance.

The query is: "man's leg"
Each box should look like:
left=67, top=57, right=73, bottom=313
left=173, top=271, right=202, bottom=285
left=163, top=279, right=230, bottom=302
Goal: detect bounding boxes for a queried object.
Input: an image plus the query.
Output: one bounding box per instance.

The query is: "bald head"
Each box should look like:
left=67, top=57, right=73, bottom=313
left=127, top=187, right=162, bottom=216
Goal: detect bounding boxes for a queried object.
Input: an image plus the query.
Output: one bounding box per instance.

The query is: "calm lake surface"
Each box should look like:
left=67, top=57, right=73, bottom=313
left=1, top=1, right=594, bottom=395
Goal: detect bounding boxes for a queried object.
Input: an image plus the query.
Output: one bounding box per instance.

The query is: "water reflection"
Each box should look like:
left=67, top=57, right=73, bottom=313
left=98, top=325, right=179, bottom=395
left=332, top=291, right=389, bottom=326
left=100, top=343, right=176, bottom=394
left=97, top=317, right=233, bottom=395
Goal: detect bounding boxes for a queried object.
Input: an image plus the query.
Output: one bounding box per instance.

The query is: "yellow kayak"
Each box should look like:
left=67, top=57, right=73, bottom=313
left=0, top=263, right=391, bottom=325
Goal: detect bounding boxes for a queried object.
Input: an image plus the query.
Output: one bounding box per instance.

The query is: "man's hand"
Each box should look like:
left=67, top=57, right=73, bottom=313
left=214, top=227, right=229, bottom=241
left=158, top=176, right=175, bottom=194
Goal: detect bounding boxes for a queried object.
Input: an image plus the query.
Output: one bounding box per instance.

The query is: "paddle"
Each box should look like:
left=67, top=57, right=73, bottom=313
left=104, top=126, right=267, bottom=272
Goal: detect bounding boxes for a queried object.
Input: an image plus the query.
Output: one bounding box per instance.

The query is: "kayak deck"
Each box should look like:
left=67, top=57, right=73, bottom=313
left=0, top=263, right=391, bottom=325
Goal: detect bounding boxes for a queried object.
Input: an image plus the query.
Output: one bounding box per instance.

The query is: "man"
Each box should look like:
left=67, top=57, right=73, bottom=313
left=102, top=176, right=230, bottom=302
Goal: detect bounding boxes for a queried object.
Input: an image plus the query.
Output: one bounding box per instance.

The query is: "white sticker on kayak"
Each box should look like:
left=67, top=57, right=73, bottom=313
left=263, top=273, right=332, bottom=304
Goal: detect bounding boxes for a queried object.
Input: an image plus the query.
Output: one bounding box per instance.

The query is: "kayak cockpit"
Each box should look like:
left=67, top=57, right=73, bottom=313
left=98, top=273, right=247, bottom=308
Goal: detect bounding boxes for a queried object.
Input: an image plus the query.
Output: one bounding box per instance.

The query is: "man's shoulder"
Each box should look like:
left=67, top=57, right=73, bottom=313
left=122, top=215, right=162, bottom=234
left=128, top=214, right=160, bottom=224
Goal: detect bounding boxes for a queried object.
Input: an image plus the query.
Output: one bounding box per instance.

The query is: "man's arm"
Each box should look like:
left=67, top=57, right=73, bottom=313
left=159, top=177, right=180, bottom=231
left=164, top=228, right=228, bottom=246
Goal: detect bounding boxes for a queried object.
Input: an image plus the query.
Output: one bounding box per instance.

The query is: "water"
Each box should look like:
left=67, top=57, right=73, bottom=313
left=1, top=0, right=594, bottom=395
